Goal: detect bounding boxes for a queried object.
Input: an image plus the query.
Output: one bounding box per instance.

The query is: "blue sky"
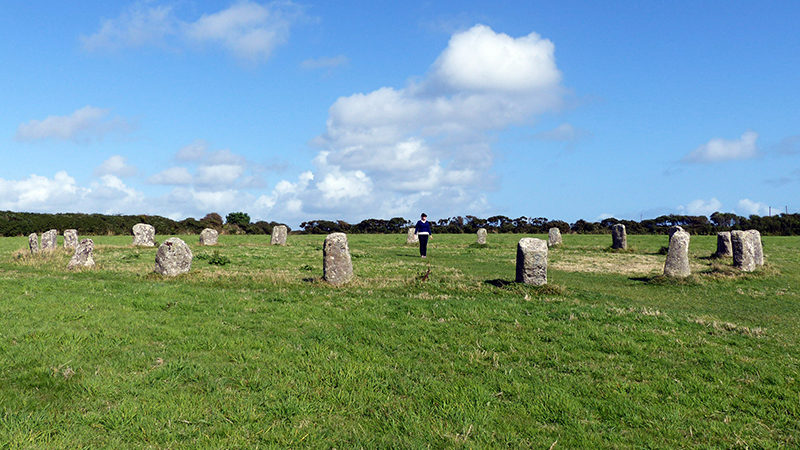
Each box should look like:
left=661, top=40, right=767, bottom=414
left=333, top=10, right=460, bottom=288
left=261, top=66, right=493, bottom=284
left=1, top=1, right=798, bottom=226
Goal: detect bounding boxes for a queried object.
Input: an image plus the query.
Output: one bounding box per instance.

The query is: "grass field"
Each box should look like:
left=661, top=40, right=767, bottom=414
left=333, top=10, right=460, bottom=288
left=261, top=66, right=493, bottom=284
left=1, top=233, right=798, bottom=447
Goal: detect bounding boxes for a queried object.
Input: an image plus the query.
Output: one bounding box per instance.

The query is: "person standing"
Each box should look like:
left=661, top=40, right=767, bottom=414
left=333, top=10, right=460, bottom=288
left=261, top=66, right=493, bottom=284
left=414, top=213, right=432, bottom=258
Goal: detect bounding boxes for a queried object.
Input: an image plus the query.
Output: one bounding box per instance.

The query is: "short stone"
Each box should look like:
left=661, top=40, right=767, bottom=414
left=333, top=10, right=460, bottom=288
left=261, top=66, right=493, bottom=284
left=154, top=238, right=193, bottom=276
left=63, top=229, right=78, bottom=250
left=41, top=229, right=58, bottom=251
left=668, top=226, right=684, bottom=240
left=714, top=231, right=732, bottom=257
left=199, top=228, right=219, bottom=246
left=476, top=228, right=487, bottom=245
left=132, top=223, right=156, bottom=247
left=406, top=227, right=419, bottom=244
left=664, top=230, right=690, bottom=278
left=271, top=225, right=288, bottom=246
left=67, top=239, right=95, bottom=269
left=516, top=238, right=548, bottom=285
left=548, top=227, right=562, bottom=247
left=612, top=223, right=627, bottom=250
left=323, top=232, right=353, bottom=285
left=28, top=233, right=39, bottom=254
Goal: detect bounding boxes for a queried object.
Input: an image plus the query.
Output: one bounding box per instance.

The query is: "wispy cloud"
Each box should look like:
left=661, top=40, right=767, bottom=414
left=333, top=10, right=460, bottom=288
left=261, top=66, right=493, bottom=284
left=15, top=106, right=133, bottom=142
left=300, top=55, right=349, bottom=70
left=683, top=131, right=758, bottom=163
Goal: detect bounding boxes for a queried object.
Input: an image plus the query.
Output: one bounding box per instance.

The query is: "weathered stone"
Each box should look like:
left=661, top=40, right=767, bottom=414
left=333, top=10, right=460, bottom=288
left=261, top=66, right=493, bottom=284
left=515, top=238, right=548, bottom=285
left=28, top=233, right=39, bottom=254
left=732, top=230, right=763, bottom=271
left=323, top=232, right=353, bottom=285
left=611, top=223, right=627, bottom=249
left=63, top=229, right=78, bottom=250
left=41, top=229, right=58, bottom=251
left=668, top=226, right=684, bottom=240
left=664, top=230, right=690, bottom=278
left=476, top=228, right=487, bottom=245
left=67, top=239, right=95, bottom=269
left=132, top=223, right=156, bottom=247
left=548, top=228, right=562, bottom=247
left=714, top=231, right=732, bottom=257
left=406, top=228, right=418, bottom=244
left=270, top=225, right=288, bottom=246
left=199, top=228, right=219, bottom=246
left=154, top=238, right=192, bottom=276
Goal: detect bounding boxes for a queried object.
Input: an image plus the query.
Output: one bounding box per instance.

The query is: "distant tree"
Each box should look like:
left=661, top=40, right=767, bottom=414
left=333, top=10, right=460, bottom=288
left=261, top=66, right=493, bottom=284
left=226, top=212, right=250, bottom=226
left=202, top=212, right=224, bottom=228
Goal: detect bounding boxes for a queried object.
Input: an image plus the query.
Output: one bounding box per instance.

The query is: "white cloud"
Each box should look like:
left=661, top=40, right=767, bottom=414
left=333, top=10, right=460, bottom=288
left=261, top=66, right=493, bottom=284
left=175, top=140, right=208, bottom=161
left=737, top=198, right=769, bottom=216
left=15, top=106, right=132, bottom=142
left=148, top=167, right=193, bottom=185
left=81, top=3, right=175, bottom=51
left=682, top=197, right=723, bottom=216
left=301, top=55, right=349, bottom=70
left=684, top=131, right=759, bottom=163
left=196, top=164, right=245, bottom=186
left=94, top=155, right=138, bottom=177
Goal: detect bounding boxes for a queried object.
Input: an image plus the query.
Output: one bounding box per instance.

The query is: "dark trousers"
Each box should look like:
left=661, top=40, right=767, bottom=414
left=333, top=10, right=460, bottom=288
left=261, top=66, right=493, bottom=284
left=419, top=234, right=429, bottom=256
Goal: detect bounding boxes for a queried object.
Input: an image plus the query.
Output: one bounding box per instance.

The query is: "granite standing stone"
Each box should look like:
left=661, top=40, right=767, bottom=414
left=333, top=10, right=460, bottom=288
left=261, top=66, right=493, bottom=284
left=612, top=223, right=627, bottom=250
left=323, top=232, right=353, bottom=285
left=41, top=229, right=58, bottom=251
left=28, top=233, right=39, bottom=254
left=548, top=227, right=562, bottom=247
left=132, top=223, right=156, bottom=247
left=748, top=230, right=764, bottom=267
left=664, top=230, right=691, bottom=278
left=406, top=228, right=418, bottom=244
left=154, top=238, right=193, bottom=276
left=714, top=231, right=732, bottom=257
left=516, top=238, right=548, bottom=285
left=63, top=229, right=78, bottom=250
left=476, top=228, right=487, bottom=245
left=731, top=230, right=756, bottom=271
left=199, top=228, right=219, bottom=246
left=67, top=239, right=95, bottom=269
left=668, top=226, right=684, bottom=240
left=271, top=225, right=288, bottom=246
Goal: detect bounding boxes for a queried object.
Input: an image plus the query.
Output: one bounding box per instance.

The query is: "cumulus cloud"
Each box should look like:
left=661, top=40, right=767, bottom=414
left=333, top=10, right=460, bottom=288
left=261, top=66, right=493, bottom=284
left=15, top=106, right=132, bottom=142
left=682, top=197, right=723, bottom=216
left=148, top=167, right=193, bottom=185
left=258, top=24, right=566, bottom=222
left=683, top=131, right=759, bottom=163
left=737, top=198, right=769, bottom=216
left=94, top=155, right=138, bottom=177
left=82, top=1, right=303, bottom=63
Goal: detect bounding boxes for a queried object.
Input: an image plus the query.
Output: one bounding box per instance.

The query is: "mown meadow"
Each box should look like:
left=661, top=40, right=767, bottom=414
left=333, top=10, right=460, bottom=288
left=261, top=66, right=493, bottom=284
left=0, top=233, right=798, bottom=447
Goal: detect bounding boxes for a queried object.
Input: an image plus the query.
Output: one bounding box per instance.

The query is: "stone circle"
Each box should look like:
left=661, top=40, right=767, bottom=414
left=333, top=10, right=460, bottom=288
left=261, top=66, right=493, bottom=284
left=67, top=239, right=95, bottom=269
left=323, top=232, right=353, bottom=285
left=132, top=223, right=156, bottom=247
left=611, top=223, right=627, bottom=250
left=271, top=225, right=288, bottom=246
left=664, top=230, right=690, bottom=278
left=516, top=238, right=548, bottom=285
left=199, top=228, right=219, bottom=246
left=154, top=238, right=193, bottom=276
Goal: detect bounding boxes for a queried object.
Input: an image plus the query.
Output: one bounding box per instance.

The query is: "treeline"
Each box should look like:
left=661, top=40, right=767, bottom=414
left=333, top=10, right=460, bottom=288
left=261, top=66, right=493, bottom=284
left=2, top=210, right=800, bottom=237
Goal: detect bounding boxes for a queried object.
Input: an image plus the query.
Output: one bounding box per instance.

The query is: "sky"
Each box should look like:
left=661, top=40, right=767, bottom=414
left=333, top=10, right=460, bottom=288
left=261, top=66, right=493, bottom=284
left=1, top=1, right=799, bottom=226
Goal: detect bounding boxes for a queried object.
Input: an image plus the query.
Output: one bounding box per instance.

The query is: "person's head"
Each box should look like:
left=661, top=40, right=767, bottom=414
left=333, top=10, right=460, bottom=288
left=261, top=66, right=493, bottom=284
left=421, top=213, right=427, bottom=221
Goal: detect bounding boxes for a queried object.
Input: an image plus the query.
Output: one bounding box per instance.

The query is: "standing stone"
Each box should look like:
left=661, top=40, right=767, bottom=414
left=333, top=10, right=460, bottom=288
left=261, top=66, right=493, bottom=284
left=270, top=225, right=288, bottom=246
left=28, top=233, right=39, bottom=254
left=41, top=229, right=58, bottom=251
left=132, top=223, right=156, bottom=247
left=406, top=228, right=418, bottom=244
left=199, top=228, right=219, bottom=246
left=664, top=230, right=691, bottom=278
left=154, top=238, right=193, bottom=276
left=731, top=230, right=755, bottom=272
left=611, top=223, right=627, bottom=250
left=548, top=227, right=562, bottom=247
left=748, top=230, right=764, bottom=267
left=63, top=229, right=78, bottom=250
left=668, top=226, right=684, bottom=240
left=476, top=228, right=487, bottom=245
left=67, top=239, right=95, bottom=269
left=516, top=238, right=548, bottom=285
left=323, top=233, right=353, bottom=285
left=714, top=231, right=732, bottom=257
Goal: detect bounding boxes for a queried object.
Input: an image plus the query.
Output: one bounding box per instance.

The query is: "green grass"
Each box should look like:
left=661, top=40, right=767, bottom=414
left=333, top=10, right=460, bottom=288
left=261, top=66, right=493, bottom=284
left=0, top=233, right=798, bottom=447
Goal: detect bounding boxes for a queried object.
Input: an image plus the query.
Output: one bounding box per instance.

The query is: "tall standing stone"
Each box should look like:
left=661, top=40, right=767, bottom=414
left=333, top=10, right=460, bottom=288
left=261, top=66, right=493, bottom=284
left=28, top=233, right=39, bottom=254
left=63, top=229, right=79, bottom=250
left=548, top=228, right=562, bottom=247
left=714, top=231, right=732, bottom=257
left=154, top=238, right=193, bottom=276
left=67, top=239, right=95, bottom=269
left=664, top=230, right=691, bottom=278
left=476, top=228, right=487, bottom=245
left=732, top=230, right=763, bottom=271
left=270, top=225, right=288, bottom=246
left=323, top=232, right=353, bottom=285
left=41, top=229, right=58, bottom=251
left=668, top=226, right=684, bottom=240
left=516, top=238, right=548, bottom=285
left=748, top=230, right=764, bottom=267
left=406, top=228, right=418, bottom=244
left=199, top=228, right=219, bottom=246
left=132, top=223, right=156, bottom=247
left=612, top=223, right=627, bottom=250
